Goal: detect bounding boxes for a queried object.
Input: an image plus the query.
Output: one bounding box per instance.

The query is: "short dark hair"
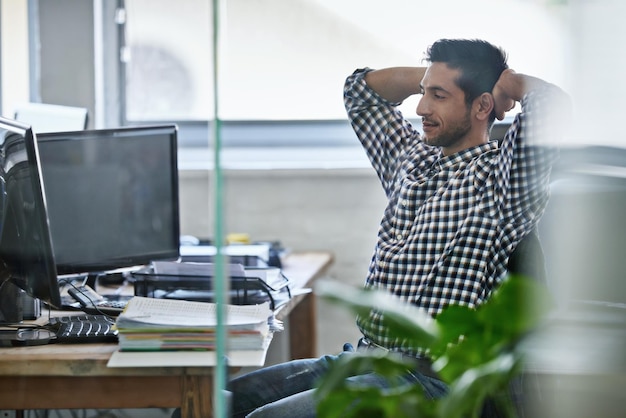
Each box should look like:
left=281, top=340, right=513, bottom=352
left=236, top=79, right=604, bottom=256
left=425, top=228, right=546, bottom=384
left=424, top=39, right=508, bottom=123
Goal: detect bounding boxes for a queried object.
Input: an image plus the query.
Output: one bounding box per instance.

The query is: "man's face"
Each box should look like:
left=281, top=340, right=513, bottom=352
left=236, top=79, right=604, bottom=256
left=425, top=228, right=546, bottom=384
left=416, top=63, right=472, bottom=149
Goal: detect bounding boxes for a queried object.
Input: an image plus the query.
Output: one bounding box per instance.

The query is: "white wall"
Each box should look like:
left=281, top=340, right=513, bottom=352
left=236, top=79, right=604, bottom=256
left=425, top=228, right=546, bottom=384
left=178, top=167, right=387, bottom=355
left=0, top=0, right=29, bottom=116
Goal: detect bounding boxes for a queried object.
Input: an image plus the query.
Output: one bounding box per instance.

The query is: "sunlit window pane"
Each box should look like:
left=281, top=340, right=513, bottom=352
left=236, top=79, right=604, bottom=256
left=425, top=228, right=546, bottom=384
left=124, top=0, right=213, bottom=121
left=124, top=0, right=567, bottom=122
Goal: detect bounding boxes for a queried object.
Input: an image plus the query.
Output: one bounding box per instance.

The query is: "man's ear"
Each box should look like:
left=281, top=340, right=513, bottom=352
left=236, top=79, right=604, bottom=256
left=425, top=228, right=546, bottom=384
left=475, top=93, right=494, bottom=121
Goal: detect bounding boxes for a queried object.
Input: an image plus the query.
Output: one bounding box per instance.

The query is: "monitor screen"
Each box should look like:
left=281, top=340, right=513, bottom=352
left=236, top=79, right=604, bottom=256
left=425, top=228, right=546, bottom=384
left=37, top=125, right=180, bottom=275
left=0, top=117, right=62, bottom=308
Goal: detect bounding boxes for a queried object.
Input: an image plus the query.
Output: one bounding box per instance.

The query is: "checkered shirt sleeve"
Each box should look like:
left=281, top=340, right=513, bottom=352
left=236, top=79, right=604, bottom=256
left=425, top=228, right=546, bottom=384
left=344, top=68, right=561, bottom=355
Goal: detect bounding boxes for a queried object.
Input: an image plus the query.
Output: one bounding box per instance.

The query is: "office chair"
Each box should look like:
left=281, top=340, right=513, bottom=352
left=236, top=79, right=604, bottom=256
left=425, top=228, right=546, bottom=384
left=507, top=227, right=547, bottom=284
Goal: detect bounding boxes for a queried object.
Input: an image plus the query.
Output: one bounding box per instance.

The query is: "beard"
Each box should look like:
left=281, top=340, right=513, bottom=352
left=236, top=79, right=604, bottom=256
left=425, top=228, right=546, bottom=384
left=423, top=107, right=472, bottom=148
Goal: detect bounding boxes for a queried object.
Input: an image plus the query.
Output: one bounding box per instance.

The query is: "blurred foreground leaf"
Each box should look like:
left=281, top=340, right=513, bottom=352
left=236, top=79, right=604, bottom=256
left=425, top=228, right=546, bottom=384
left=315, top=280, right=439, bottom=350
left=314, top=275, right=553, bottom=418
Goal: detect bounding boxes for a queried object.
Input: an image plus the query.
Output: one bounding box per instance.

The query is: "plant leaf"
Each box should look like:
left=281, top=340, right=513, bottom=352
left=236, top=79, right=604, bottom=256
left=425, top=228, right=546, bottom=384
left=314, top=276, right=552, bottom=418
left=437, top=353, right=522, bottom=418
left=477, top=275, right=554, bottom=338
left=315, top=353, right=439, bottom=418
left=315, top=280, right=439, bottom=348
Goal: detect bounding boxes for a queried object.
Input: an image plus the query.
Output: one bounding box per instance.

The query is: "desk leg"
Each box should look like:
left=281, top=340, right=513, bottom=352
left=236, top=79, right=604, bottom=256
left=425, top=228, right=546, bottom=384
left=181, top=374, right=213, bottom=418
left=289, top=293, right=317, bottom=359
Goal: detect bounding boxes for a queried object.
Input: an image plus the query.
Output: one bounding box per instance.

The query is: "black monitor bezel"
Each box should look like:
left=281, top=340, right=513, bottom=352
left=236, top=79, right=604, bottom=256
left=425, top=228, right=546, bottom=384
left=0, top=117, right=62, bottom=308
left=37, top=124, right=181, bottom=276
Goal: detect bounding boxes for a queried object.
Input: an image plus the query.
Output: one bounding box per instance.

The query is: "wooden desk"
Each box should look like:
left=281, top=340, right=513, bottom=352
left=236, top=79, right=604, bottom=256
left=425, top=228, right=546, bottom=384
left=276, top=251, right=333, bottom=359
left=0, top=251, right=333, bottom=417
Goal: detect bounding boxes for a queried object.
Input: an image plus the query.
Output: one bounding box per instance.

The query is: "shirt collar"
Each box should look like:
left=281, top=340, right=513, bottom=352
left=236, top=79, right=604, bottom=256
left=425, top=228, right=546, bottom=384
left=438, top=141, right=498, bottom=169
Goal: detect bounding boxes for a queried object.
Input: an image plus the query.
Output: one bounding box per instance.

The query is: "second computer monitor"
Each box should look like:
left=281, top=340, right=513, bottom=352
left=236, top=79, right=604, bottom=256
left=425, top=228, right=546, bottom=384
left=0, top=117, right=62, bottom=309
left=37, top=125, right=180, bottom=276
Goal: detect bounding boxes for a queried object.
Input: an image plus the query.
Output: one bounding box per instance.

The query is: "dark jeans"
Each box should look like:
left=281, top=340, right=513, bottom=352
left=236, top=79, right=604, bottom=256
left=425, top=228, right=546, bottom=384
left=172, top=345, right=447, bottom=418
left=171, top=345, right=527, bottom=417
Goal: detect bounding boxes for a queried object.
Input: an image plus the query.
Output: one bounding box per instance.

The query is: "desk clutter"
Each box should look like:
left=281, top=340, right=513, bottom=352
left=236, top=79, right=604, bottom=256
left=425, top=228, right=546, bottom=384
left=106, top=296, right=279, bottom=368
left=58, top=252, right=293, bottom=319
left=49, top=257, right=291, bottom=355
left=114, top=296, right=277, bottom=352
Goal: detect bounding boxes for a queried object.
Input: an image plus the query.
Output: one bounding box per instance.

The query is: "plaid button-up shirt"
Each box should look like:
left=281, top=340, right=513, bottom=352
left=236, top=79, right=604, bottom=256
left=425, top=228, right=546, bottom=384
left=344, top=68, right=561, bottom=354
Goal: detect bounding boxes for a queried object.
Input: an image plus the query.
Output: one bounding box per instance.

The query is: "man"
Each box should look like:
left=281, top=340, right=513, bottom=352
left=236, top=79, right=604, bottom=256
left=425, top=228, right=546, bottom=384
left=347, top=39, right=568, bottom=357
left=174, top=38, right=570, bottom=418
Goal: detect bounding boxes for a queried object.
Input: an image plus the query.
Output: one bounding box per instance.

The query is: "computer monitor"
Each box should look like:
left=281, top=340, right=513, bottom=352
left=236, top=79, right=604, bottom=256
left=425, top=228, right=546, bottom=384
left=37, top=125, right=180, bottom=277
left=0, top=117, right=62, bottom=310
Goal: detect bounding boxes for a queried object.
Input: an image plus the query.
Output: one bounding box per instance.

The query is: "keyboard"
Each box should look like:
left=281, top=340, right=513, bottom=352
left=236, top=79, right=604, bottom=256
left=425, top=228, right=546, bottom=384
left=48, top=314, right=118, bottom=343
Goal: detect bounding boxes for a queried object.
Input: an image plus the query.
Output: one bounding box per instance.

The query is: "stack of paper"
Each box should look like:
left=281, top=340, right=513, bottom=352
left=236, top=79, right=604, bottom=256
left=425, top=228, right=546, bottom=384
left=114, top=296, right=274, bottom=352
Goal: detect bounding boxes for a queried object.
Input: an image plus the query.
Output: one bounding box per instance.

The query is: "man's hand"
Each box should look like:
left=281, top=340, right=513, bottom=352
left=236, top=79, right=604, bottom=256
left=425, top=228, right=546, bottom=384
left=492, top=69, right=557, bottom=120
left=492, top=69, right=519, bottom=121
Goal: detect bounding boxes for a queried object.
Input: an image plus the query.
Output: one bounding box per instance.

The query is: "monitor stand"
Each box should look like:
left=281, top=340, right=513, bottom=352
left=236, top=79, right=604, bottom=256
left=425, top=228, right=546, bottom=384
left=84, top=271, right=127, bottom=289
left=0, top=266, right=41, bottom=323
left=0, top=327, right=55, bottom=347
left=0, top=278, right=24, bottom=324
left=84, top=272, right=99, bottom=290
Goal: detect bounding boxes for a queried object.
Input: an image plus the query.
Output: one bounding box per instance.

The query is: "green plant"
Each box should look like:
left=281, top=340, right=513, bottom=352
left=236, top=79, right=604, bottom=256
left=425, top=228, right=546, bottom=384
left=314, top=276, right=553, bottom=418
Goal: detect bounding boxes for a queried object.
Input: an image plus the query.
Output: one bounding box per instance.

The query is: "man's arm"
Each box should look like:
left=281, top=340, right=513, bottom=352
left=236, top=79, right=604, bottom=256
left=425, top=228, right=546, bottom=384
left=364, top=67, right=427, bottom=103
left=490, top=68, right=570, bottom=227
left=344, top=67, right=433, bottom=195
left=492, top=69, right=569, bottom=120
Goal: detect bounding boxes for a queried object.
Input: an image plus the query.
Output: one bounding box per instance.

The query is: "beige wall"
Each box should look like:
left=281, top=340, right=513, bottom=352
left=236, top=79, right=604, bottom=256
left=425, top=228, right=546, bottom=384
left=179, top=167, right=387, bottom=356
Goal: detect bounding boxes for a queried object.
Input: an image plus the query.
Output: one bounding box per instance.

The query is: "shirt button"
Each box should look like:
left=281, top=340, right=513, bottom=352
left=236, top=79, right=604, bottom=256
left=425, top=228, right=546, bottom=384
left=396, top=234, right=403, bottom=241
left=402, top=200, right=408, bottom=206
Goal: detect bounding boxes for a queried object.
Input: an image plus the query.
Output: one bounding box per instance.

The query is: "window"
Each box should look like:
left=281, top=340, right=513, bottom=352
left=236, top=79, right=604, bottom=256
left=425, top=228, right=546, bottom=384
left=120, top=0, right=569, bottom=147
left=1, top=1, right=572, bottom=148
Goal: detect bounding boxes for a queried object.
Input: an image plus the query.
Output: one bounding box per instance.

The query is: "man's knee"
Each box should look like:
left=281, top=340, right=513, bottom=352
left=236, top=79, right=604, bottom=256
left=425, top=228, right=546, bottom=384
left=246, top=389, right=317, bottom=418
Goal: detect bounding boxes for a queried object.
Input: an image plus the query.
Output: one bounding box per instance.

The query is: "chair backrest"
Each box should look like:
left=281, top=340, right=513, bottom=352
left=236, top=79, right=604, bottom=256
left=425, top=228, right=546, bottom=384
left=507, top=227, right=547, bottom=284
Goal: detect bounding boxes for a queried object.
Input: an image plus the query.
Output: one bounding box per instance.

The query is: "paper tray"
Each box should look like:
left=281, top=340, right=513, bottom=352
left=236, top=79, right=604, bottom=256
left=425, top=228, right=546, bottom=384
left=130, top=262, right=291, bottom=310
